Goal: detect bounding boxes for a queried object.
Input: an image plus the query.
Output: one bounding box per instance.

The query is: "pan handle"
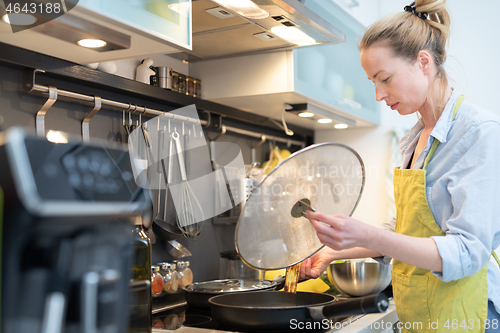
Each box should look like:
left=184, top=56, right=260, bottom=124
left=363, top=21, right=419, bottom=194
left=308, top=293, right=389, bottom=320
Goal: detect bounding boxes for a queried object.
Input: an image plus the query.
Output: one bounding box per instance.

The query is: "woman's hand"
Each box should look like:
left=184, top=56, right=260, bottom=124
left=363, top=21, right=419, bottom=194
left=306, top=211, right=371, bottom=251
left=299, top=247, right=335, bottom=280
left=299, top=213, right=386, bottom=280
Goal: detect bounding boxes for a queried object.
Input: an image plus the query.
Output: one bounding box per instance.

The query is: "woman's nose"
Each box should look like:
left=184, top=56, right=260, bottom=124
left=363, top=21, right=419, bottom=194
left=375, top=85, right=387, bottom=102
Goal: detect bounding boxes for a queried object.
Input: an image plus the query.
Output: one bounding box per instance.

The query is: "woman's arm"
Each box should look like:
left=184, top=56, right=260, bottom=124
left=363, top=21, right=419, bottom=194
left=299, top=245, right=382, bottom=279
left=307, top=212, right=443, bottom=272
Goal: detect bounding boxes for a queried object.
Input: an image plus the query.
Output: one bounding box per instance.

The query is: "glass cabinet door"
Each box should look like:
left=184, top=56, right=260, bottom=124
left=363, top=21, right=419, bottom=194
left=77, top=0, right=192, bottom=50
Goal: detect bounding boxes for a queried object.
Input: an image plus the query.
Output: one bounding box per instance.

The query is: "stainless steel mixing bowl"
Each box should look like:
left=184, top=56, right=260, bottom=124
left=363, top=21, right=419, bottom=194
left=327, top=260, right=391, bottom=297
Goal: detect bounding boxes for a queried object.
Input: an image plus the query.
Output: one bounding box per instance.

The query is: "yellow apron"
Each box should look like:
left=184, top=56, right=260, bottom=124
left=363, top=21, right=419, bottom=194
left=392, top=95, right=497, bottom=333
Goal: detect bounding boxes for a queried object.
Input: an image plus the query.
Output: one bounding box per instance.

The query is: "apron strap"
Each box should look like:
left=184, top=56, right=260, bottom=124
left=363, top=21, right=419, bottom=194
left=423, top=95, right=465, bottom=170
left=493, top=251, right=500, bottom=267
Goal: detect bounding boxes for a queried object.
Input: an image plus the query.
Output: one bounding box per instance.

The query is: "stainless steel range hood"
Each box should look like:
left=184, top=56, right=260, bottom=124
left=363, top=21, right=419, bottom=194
left=172, top=0, right=346, bottom=61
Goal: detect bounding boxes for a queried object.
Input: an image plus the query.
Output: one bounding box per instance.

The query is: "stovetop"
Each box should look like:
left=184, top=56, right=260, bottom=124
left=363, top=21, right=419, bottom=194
left=151, top=285, right=394, bottom=332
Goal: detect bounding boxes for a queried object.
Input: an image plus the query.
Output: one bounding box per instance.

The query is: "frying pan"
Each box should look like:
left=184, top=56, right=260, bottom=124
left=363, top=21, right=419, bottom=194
left=209, top=291, right=389, bottom=332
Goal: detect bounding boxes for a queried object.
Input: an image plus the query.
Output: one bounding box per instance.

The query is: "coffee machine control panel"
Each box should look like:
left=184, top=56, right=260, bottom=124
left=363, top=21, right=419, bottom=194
left=1, top=127, right=148, bottom=216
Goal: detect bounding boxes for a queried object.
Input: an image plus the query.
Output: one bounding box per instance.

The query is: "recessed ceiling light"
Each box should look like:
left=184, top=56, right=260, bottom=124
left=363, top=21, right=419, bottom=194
left=212, top=0, right=269, bottom=19
left=298, top=112, right=314, bottom=118
left=270, top=26, right=316, bottom=46
left=318, top=118, right=332, bottom=124
left=2, top=13, right=36, bottom=25
left=334, top=123, right=349, bottom=129
left=77, top=39, right=107, bottom=48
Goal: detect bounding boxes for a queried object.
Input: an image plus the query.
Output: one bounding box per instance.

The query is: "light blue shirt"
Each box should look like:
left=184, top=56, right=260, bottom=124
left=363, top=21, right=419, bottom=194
left=381, top=89, right=500, bottom=315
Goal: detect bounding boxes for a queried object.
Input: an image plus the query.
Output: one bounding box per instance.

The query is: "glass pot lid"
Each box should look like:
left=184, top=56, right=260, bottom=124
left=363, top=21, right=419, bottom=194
left=235, top=143, right=365, bottom=270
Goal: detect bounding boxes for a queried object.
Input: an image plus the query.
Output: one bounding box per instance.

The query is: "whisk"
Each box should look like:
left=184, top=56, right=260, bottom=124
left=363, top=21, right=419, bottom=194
left=171, top=130, right=204, bottom=238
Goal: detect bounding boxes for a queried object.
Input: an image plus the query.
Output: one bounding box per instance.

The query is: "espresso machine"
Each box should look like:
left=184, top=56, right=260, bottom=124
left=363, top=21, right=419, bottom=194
left=0, top=127, right=150, bottom=333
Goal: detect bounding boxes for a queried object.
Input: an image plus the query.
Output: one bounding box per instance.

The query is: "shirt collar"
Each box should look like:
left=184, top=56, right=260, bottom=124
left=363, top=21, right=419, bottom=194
left=430, top=88, right=460, bottom=144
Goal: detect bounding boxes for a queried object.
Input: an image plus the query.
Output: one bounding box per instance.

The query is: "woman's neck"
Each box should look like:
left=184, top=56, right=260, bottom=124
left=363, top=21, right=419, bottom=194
left=420, top=84, right=453, bottom=130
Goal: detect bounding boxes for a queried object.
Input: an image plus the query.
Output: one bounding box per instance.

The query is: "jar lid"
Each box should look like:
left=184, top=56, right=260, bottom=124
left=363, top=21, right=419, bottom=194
left=151, top=265, right=160, bottom=272
left=161, top=263, right=173, bottom=270
left=176, top=261, right=187, bottom=269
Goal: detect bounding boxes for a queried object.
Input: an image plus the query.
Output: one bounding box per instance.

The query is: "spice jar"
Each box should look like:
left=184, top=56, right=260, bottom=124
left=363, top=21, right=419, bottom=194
left=160, top=262, right=179, bottom=293
left=151, top=265, right=164, bottom=296
left=178, top=74, right=187, bottom=94
left=186, top=76, right=194, bottom=96
left=174, top=260, right=193, bottom=288
left=172, top=71, right=179, bottom=92
left=193, top=79, right=201, bottom=98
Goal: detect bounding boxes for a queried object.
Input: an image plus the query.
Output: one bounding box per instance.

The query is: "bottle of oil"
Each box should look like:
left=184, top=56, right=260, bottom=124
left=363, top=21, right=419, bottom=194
left=128, top=216, right=152, bottom=333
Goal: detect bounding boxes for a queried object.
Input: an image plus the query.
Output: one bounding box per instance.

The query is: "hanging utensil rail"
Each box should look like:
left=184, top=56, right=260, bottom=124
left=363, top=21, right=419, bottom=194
left=28, top=81, right=201, bottom=125
left=25, top=69, right=306, bottom=147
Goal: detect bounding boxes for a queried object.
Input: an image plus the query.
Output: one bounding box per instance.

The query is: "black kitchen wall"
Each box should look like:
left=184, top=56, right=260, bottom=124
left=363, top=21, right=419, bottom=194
left=0, top=59, right=295, bottom=282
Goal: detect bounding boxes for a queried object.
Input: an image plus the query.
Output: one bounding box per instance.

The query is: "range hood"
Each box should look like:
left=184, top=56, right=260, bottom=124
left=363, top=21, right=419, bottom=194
left=172, top=0, right=346, bottom=61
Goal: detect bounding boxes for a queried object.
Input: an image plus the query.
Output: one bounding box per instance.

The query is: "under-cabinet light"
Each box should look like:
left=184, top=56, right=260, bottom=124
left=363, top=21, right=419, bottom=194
left=78, top=39, right=107, bottom=48
left=2, top=13, right=36, bottom=25
left=334, top=123, right=349, bottom=129
left=318, top=118, right=333, bottom=124
left=46, top=130, right=68, bottom=144
left=168, top=2, right=190, bottom=15
left=298, top=112, right=314, bottom=118
left=270, top=26, right=316, bottom=46
left=212, top=0, right=269, bottom=19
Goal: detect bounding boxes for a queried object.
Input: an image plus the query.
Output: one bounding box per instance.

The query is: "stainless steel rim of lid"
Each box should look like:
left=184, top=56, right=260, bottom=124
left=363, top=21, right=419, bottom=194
left=234, top=142, right=365, bottom=271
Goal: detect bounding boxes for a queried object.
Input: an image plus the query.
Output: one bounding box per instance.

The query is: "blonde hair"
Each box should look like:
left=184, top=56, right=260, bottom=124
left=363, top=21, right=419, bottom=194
left=360, top=0, right=451, bottom=117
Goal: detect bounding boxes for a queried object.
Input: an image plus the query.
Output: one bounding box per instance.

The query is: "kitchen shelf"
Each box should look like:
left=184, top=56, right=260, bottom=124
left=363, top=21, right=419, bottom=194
left=0, top=42, right=314, bottom=144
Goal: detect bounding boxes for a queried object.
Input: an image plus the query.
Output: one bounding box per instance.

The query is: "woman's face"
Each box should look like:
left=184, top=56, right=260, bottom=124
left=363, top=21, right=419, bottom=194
left=360, top=44, right=430, bottom=116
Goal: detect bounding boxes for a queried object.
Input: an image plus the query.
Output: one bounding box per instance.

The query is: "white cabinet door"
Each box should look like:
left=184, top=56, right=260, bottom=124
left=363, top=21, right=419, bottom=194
left=77, top=0, right=192, bottom=50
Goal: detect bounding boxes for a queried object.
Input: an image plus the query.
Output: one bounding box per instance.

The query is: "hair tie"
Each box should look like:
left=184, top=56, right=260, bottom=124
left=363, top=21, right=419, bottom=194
left=404, top=2, right=429, bottom=20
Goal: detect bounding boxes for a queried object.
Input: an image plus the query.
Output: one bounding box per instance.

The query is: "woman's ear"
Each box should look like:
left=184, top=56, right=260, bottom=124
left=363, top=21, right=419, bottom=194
left=417, top=50, right=433, bottom=75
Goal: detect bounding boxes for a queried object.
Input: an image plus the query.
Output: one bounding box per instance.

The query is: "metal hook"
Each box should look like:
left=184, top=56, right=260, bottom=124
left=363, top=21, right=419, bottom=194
left=36, top=86, right=58, bottom=137
left=122, top=103, right=131, bottom=126
left=123, top=103, right=132, bottom=137
left=212, top=125, right=226, bottom=141
left=251, top=135, right=266, bottom=164
left=82, top=96, right=102, bottom=142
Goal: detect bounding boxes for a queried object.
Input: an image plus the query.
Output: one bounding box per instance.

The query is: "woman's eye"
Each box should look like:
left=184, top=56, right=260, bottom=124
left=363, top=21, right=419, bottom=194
left=382, top=77, right=390, bottom=83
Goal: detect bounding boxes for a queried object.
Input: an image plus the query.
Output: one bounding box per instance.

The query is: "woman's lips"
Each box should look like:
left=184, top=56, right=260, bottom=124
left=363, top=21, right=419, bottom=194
left=389, top=103, right=399, bottom=110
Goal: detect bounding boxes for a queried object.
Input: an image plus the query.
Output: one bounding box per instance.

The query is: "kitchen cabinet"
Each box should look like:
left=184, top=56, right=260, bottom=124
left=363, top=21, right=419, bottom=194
left=189, top=0, right=380, bottom=130
left=77, top=0, right=192, bottom=50
left=0, top=0, right=192, bottom=64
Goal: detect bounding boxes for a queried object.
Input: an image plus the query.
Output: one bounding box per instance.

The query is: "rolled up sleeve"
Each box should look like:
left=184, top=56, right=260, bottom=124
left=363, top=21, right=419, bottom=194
left=431, top=122, right=500, bottom=282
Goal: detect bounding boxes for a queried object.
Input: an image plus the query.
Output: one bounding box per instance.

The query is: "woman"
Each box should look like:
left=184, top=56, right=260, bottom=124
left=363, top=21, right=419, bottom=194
left=300, top=1, right=500, bottom=332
